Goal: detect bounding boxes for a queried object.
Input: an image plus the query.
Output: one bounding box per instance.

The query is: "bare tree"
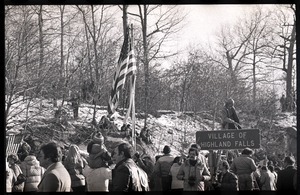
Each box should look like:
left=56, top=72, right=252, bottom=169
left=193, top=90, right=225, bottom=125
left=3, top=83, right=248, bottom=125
left=267, top=5, right=296, bottom=112
left=124, top=5, right=186, bottom=129
left=239, top=8, right=275, bottom=113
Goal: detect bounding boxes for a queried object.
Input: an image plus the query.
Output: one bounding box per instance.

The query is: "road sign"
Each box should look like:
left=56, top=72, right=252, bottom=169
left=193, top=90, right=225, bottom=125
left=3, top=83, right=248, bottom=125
left=196, top=129, right=260, bottom=150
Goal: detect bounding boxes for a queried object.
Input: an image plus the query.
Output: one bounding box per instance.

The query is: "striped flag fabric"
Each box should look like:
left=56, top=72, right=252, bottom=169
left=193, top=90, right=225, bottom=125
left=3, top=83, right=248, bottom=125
left=108, top=27, right=136, bottom=115
left=6, top=134, right=22, bottom=155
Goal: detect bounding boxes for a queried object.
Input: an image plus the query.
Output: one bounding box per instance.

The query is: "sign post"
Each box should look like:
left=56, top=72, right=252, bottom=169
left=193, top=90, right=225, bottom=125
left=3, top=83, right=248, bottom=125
left=196, top=129, right=261, bottom=150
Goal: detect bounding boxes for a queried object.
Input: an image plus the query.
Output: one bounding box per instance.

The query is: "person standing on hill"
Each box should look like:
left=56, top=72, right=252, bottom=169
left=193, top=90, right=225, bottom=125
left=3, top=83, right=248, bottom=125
left=153, top=145, right=175, bottom=191
left=221, top=98, right=241, bottom=130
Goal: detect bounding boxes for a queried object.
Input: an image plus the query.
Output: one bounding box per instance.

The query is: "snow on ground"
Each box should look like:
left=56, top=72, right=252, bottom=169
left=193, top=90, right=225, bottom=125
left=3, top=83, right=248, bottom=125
left=6, top=95, right=296, bottom=158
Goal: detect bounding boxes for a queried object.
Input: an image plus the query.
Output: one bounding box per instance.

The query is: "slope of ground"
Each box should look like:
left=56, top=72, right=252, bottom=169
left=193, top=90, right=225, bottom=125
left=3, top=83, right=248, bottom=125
left=6, top=96, right=296, bottom=162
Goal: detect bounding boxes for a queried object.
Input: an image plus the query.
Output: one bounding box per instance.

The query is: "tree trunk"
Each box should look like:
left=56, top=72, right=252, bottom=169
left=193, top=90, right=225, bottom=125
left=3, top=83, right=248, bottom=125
left=38, top=5, right=44, bottom=79
left=141, top=5, right=149, bottom=129
left=285, top=22, right=295, bottom=112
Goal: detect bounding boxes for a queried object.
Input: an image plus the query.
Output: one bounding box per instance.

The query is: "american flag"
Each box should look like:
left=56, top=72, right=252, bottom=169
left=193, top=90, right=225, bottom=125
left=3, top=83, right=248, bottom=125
left=108, top=27, right=136, bottom=115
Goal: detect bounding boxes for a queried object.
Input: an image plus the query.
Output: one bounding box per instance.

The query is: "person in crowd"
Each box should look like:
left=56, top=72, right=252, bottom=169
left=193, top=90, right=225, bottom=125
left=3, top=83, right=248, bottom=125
left=20, top=151, right=45, bottom=192
left=177, top=147, right=211, bottom=191
left=231, top=147, right=257, bottom=190
left=7, top=154, right=25, bottom=192
left=152, top=155, right=163, bottom=191
left=87, top=131, right=112, bottom=169
left=276, top=156, right=297, bottom=191
left=268, top=165, right=277, bottom=187
left=259, top=166, right=276, bottom=191
left=169, top=156, right=184, bottom=191
left=274, top=166, right=282, bottom=174
left=37, top=142, right=71, bottom=192
left=111, top=142, right=149, bottom=191
left=6, top=156, right=17, bottom=192
left=252, top=164, right=261, bottom=190
left=82, top=155, right=112, bottom=192
left=190, top=143, right=208, bottom=168
left=63, top=144, right=86, bottom=192
left=221, top=98, right=241, bottom=129
left=153, top=145, right=174, bottom=191
left=17, top=141, right=32, bottom=162
left=133, top=151, right=155, bottom=190
left=215, top=160, right=238, bottom=191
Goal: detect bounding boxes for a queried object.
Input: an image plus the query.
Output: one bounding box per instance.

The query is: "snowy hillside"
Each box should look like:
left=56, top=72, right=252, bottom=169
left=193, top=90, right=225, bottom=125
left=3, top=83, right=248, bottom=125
left=6, top=96, right=297, bottom=160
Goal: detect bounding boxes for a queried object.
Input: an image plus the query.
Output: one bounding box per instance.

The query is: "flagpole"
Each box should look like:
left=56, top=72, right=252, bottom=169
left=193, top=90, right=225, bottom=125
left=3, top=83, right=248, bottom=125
left=130, top=24, right=136, bottom=152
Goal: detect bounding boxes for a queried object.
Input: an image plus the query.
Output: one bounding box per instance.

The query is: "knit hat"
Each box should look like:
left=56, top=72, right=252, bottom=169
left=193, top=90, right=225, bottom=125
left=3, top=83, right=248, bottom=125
left=162, top=145, right=171, bottom=154
left=92, top=131, right=104, bottom=144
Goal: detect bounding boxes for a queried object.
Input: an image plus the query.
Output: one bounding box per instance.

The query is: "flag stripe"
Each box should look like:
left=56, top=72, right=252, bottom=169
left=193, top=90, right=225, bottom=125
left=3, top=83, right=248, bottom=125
left=108, top=26, right=136, bottom=115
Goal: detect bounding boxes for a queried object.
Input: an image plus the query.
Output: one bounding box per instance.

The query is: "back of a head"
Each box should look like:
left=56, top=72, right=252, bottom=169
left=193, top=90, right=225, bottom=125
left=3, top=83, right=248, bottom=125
left=190, top=143, right=201, bottom=152
left=41, top=142, right=63, bottom=163
left=268, top=165, right=274, bottom=172
left=118, top=142, right=134, bottom=158
left=173, top=156, right=181, bottom=164
left=284, top=156, right=295, bottom=165
left=225, top=98, right=234, bottom=107
left=241, top=147, right=253, bottom=155
left=163, top=145, right=171, bottom=154
left=66, top=145, right=81, bottom=160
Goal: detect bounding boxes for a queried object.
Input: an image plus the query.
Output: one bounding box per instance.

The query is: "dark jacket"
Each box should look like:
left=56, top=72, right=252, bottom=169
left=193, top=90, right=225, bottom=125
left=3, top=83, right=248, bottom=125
left=112, top=158, right=148, bottom=191
left=218, top=171, right=238, bottom=191
left=177, top=158, right=211, bottom=191
left=276, top=165, right=297, bottom=191
left=221, top=106, right=240, bottom=129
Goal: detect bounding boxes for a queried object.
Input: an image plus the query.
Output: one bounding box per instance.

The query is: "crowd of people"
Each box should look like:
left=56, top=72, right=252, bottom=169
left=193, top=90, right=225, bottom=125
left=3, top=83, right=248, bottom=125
left=6, top=131, right=297, bottom=192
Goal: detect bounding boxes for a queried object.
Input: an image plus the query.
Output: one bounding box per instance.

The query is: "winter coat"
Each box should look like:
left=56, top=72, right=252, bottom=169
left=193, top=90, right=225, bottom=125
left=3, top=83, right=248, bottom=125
left=176, top=159, right=211, bottom=191
left=153, top=154, right=174, bottom=178
left=169, top=163, right=184, bottom=189
left=198, top=153, right=208, bottom=168
left=231, top=154, right=257, bottom=175
left=221, top=106, right=240, bottom=129
left=259, top=170, right=276, bottom=191
left=276, top=165, right=297, bottom=191
left=20, top=155, right=45, bottom=191
left=10, top=163, right=24, bottom=192
left=82, top=165, right=111, bottom=191
left=38, top=162, right=71, bottom=192
left=218, top=171, right=238, bottom=191
left=6, top=167, right=17, bottom=192
left=64, top=160, right=86, bottom=188
left=112, top=158, right=148, bottom=191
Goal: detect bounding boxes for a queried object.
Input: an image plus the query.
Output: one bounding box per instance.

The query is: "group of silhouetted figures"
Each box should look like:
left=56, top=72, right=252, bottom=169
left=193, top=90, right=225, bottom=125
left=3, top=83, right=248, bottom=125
left=6, top=135, right=297, bottom=192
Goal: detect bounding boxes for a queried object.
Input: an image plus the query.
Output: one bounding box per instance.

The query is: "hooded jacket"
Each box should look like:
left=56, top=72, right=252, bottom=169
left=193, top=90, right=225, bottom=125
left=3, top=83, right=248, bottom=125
left=21, top=155, right=45, bottom=191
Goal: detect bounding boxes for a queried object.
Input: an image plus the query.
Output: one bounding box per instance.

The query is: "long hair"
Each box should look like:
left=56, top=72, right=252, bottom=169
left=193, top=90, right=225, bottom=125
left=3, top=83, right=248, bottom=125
left=64, top=144, right=83, bottom=167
